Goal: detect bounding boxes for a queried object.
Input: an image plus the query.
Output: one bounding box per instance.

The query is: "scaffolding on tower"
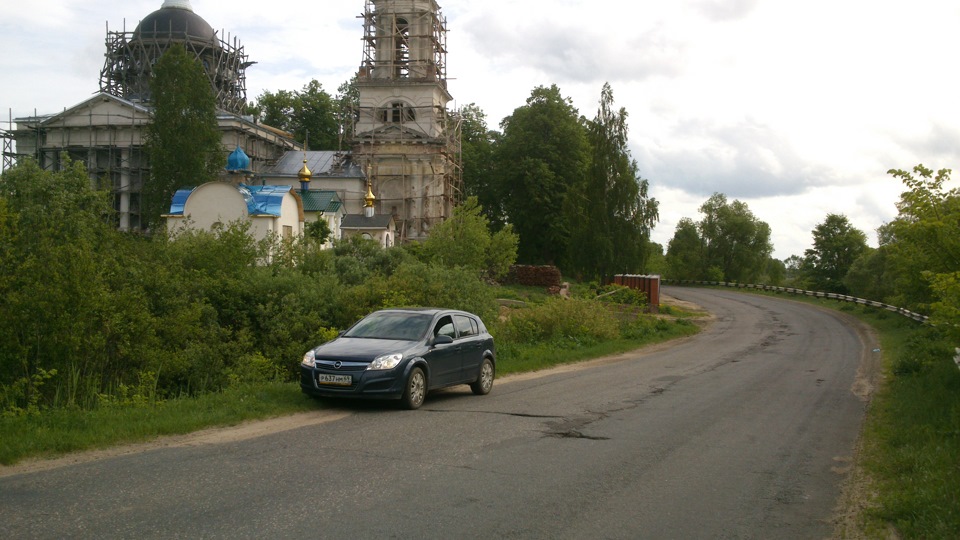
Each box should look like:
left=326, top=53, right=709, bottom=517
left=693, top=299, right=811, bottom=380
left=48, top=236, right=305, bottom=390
left=1, top=109, right=15, bottom=173
left=351, top=0, right=462, bottom=242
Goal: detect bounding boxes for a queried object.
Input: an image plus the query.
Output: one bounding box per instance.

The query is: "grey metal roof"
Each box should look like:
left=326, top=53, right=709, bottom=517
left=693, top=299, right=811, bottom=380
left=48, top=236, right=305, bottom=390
left=264, top=151, right=364, bottom=178
left=341, top=214, right=394, bottom=230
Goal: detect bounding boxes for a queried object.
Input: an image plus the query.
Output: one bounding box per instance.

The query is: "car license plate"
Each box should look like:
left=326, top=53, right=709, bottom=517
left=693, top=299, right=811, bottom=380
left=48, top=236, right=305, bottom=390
left=317, top=374, right=352, bottom=386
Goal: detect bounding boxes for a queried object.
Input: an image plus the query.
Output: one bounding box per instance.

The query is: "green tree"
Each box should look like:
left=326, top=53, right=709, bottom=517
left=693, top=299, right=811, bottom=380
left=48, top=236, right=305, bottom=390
left=294, top=80, right=339, bottom=150
left=665, top=218, right=703, bottom=280
left=495, top=85, right=589, bottom=265
left=883, top=165, right=960, bottom=316
left=420, top=197, right=518, bottom=280
left=251, top=89, right=296, bottom=131
left=844, top=246, right=892, bottom=301
left=0, top=159, right=125, bottom=410
left=645, top=241, right=668, bottom=276
left=459, top=103, right=503, bottom=228
left=783, top=254, right=804, bottom=283
left=666, top=194, right=772, bottom=283
left=335, top=77, right=359, bottom=147
left=762, top=258, right=786, bottom=286
left=305, top=219, right=332, bottom=245
left=253, top=80, right=339, bottom=150
left=143, top=44, right=224, bottom=229
left=801, top=214, right=868, bottom=293
left=567, top=83, right=659, bottom=280
left=698, top=193, right=772, bottom=283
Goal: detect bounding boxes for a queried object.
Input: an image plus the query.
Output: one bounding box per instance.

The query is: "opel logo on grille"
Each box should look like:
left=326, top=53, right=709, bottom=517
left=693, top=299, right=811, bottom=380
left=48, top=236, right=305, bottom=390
left=334, top=361, right=343, bottom=370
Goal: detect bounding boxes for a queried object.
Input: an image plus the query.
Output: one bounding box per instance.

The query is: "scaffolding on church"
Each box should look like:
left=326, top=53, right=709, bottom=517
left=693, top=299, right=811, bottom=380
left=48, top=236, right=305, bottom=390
left=11, top=107, right=152, bottom=229
left=358, top=0, right=448, bottom=84
left=1, top=109, right=14, bottom=173
left=99, top=19, right=252, bottom=114
left=352, top=0, right=461, bottom=242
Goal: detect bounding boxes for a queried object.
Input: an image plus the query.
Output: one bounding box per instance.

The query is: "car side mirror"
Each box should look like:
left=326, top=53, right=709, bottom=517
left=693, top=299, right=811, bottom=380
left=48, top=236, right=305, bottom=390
left=432, top=334, right=454, bottom=346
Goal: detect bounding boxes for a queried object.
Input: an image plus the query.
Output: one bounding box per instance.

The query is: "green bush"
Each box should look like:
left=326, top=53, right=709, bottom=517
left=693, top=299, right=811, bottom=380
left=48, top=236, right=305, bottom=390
left=621, top=316, right=675, bottom=340
left=891, top=329, right=955, bottom=376
left=491, top=298, right=620, bottom=346
left=595, top=284, right=648, bottom=307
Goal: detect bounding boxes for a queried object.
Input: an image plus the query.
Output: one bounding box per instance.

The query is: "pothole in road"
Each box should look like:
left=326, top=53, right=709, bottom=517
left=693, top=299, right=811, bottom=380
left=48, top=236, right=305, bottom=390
left=544, top=429, right=611, bottom=441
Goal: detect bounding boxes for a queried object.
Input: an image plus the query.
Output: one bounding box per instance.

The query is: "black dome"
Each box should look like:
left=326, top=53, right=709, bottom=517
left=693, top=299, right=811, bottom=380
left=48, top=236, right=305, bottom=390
left=134, top=4, right=216, bottom=43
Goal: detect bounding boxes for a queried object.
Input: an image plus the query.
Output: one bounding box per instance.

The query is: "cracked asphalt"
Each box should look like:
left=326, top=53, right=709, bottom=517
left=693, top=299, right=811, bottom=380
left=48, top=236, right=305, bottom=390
left=0, top=287, right=877, bottom=539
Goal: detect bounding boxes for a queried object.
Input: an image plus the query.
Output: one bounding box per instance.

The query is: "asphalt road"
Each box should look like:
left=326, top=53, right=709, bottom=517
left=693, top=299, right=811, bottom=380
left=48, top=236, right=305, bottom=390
left=0, top=287, right=877, bottom=539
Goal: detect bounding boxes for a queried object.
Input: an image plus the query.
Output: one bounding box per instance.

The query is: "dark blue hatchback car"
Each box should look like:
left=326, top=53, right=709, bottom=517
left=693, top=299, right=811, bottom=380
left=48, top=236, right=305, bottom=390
left=300, top=308, right=496, bottom=409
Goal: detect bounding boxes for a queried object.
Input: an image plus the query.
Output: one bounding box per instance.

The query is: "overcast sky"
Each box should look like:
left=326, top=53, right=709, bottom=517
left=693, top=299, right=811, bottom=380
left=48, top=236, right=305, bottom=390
left=3, top=0, right=959, bottom=259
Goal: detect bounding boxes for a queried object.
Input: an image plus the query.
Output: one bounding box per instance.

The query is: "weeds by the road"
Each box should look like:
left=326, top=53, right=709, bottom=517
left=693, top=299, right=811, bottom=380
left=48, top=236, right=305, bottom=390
left=0, top=383, right=315, bottom=466
left=496, top=314, right=698, bottom=376
left=858, top=321, right=960, bottom=539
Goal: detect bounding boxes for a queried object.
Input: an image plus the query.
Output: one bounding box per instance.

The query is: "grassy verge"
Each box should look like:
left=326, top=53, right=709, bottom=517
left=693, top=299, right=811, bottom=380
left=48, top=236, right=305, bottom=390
left=496, top=320, right=699, bottom=376
left=1, top=307, right=701, bottom=467
left=743, top=289, right=960, bottom=538
left=0, top=383, right=316, bottom=466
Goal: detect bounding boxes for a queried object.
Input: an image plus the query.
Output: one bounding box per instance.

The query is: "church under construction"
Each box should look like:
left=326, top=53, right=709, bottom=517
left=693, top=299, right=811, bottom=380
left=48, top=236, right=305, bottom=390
left=3, top=0, right=461, bottom=241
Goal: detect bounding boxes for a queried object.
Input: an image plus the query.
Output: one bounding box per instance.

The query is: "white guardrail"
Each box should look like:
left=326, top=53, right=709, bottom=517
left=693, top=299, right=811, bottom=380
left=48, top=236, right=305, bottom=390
left=661, top=279, right=930, bottom=323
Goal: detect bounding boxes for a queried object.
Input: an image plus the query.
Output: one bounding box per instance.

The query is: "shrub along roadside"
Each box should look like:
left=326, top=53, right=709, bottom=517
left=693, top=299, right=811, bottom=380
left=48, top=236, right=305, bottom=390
left=857, top=323, right=959, bottom=539
left=0, top=301, right=698, bottom=466
left=0, top=383, right=315, bottom=466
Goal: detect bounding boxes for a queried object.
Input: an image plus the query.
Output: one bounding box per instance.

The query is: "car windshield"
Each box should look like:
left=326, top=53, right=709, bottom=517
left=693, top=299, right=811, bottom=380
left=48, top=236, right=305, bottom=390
left=343, top=312, right=433, bottom=341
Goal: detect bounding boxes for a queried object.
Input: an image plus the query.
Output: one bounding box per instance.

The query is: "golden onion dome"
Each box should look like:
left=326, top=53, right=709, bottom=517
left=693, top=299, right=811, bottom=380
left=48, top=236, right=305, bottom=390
left=364, top=181, right=376, bottom=207
left=298, top=159, right=312, bottom=182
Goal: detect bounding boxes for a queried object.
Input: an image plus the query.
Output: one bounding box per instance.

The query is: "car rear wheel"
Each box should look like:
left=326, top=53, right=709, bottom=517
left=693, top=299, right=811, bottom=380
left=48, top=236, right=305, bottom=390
left=470, top=358, right=495, bottom=395
left=402, top=367, right=426, bottom=410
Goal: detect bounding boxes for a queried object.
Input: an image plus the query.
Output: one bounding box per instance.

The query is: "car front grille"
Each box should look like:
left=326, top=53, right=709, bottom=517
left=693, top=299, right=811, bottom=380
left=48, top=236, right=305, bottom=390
left=315, top=360, right=368, bottom=373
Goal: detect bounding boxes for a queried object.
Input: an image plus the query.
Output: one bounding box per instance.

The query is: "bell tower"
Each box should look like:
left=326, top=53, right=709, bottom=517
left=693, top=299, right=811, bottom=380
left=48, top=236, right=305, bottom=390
left=353, top=0, right=461, bottom=242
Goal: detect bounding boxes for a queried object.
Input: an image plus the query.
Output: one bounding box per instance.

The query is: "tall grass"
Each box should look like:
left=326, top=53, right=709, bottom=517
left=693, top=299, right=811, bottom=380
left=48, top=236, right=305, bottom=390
left=0, top=383, right=316, bottom=466
left=860, top=324, right=960, bottom=538
left=491, top=298, right=698, bottom=376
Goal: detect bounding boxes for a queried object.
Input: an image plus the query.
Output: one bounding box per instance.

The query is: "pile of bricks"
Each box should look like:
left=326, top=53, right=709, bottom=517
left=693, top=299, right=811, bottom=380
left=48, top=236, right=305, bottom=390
left=506, top=265, right=562, bottom=288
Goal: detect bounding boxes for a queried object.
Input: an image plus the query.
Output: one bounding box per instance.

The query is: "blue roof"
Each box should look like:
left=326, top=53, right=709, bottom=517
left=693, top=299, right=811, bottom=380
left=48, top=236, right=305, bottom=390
left=226, top=146, right=252, bottom=173
left=240, top=184, right=292, bottom=217
left=166, top=184, right=292, bottom=218
left=168, top=188, right=195, bottom=215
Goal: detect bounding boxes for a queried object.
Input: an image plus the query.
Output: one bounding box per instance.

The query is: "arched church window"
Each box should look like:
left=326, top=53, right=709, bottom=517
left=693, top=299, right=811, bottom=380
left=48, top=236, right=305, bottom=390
left=379, top=102, right=416, bottom=124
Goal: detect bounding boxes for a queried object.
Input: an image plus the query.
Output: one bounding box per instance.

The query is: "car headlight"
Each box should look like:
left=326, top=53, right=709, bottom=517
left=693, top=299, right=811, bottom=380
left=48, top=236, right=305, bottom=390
left=367, top=353, right=403, bottom=371
left=302, top=349, right=316, bottom=367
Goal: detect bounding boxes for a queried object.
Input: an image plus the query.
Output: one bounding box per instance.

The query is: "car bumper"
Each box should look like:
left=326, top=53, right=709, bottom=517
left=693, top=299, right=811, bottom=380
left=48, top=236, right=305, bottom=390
left=300, top=365, right=407, bottom=400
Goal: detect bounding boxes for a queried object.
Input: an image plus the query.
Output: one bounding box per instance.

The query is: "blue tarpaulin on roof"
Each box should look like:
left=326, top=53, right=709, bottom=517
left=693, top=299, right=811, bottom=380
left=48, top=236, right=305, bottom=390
left=241, top=184, right=291, bottom=217
left=168, top=188, right=195, bottom=215
left=167, top=184, right=291, bottom=217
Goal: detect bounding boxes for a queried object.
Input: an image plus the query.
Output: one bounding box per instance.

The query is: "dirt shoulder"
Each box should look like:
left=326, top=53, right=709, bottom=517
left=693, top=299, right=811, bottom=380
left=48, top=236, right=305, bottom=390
left=827, top=309, right=887, bottom=539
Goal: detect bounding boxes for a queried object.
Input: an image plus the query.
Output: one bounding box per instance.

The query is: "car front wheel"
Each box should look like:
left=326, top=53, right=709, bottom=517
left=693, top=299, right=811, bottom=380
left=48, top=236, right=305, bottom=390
left=470, top=358, right=495, bottom=395
left=402, top=367, right=426, bottom=410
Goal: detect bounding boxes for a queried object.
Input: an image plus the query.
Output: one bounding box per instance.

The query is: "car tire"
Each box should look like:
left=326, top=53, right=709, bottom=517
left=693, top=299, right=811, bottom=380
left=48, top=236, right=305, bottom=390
left=402, top=367, right=427, bottom=410
left=470, top=358, right=495, bottom=395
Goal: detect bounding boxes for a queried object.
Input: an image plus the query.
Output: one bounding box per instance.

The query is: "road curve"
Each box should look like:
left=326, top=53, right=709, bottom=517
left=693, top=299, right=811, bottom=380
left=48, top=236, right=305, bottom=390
left=0, top=287, right=877, bottom=539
